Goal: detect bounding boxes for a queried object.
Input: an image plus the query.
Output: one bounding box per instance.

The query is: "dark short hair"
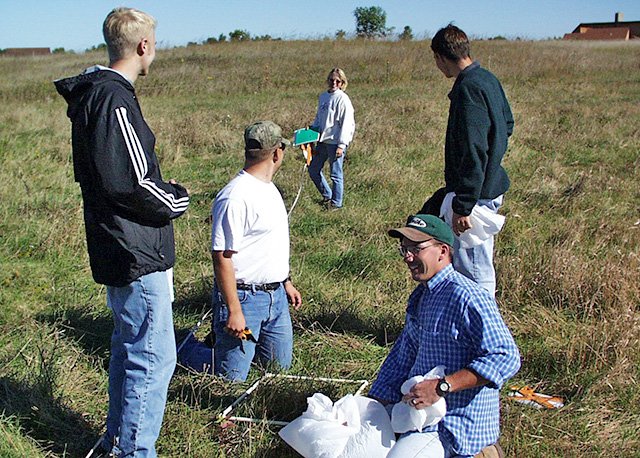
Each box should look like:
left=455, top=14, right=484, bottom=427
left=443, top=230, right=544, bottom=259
left=431, top=24, right=470, bottom=62
left=244, top=142, right=280, bottom=162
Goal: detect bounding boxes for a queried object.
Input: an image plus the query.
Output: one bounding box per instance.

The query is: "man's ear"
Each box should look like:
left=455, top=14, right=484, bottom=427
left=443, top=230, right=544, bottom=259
left=439, top=243, right=450, bottom=260
left=137, top=38, right=148, bottom=57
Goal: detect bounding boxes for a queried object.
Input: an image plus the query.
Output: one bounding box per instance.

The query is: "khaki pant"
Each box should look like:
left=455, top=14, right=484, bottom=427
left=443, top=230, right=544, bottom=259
left=474, top=443, right=505, bottom=458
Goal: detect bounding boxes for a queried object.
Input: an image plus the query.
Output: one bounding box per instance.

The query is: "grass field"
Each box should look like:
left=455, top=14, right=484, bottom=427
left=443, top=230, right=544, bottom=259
left=1, top=38, right=639, bottom=457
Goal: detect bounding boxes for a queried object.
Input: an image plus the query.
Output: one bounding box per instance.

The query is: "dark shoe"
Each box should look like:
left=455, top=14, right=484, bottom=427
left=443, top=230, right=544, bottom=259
left=323, top=200, right=342, bottom=211
left=92, top=451, right=116, bottom=458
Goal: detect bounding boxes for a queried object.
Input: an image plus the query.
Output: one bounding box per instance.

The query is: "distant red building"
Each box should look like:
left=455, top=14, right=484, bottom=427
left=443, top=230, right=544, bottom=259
left=2, top=48, right=51, bottom=57
left=564, top=12, right=640, bottom=40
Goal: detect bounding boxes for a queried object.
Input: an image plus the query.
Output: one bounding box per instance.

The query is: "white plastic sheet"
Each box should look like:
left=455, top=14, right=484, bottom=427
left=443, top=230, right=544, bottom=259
left=279, top=393, right=395, bottom=458
left=391, top=366, right=447, bottom=434
left=440, top=192, right=505, bottom=248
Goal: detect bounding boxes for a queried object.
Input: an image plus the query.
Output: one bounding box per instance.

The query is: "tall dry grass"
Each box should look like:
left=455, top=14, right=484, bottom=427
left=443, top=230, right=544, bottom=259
left=0, top=38, right=639, bottom=457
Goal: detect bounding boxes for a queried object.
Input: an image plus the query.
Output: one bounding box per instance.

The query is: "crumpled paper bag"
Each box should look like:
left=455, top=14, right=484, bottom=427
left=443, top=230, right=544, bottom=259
left=391, top=366, right=447, bottom=433
left=279, top=393, right=395, bottom=458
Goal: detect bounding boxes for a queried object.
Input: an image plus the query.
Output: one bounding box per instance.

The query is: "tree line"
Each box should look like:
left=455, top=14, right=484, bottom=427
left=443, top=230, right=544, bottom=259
left=48, top=6, right=418, bottom=54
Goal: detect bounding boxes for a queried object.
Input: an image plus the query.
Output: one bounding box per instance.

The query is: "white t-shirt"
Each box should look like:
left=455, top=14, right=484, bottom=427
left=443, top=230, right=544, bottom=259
left=211, top=170, right=290, bottom=284
left=310, top=89, right=355, bottom=150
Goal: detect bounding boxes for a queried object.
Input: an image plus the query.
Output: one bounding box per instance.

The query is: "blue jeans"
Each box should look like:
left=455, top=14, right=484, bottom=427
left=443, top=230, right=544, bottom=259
left=308, top=142, right=345, bottom=208
left=452, top=195, right=503, bottom=297
left=213, top=283, right=293, bottom=381
left=104, top=270, right=176, bottom=458
left=177, top=333, right=214, bottom=374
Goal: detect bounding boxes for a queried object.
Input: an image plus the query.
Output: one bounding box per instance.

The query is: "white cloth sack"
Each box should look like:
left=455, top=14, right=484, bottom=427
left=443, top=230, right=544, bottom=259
left=440, top=192, right=505, bottom=248
left=391, top=366, right=447, bottom=434
left=279, top=393, right=395, bottom=458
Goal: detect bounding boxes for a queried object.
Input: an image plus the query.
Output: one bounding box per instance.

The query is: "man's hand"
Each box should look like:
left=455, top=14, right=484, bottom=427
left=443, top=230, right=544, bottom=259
left=452, top=212, right=472, bottom=236
left=213, top=250, right=245, bottom=339
left=335, top=147, right=344, bottom=158
left=403, top=369, right=488, bottom=409
left=225, top=310, right=246, bottom=339
left=402, top=378, right=440, bottom=409
left=169, top=178, right=190, bottom=195
left=284, top=281, right=302, bottom=310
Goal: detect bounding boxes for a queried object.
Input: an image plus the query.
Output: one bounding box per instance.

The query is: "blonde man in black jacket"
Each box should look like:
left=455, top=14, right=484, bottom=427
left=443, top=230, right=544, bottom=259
left=55, top=7, right=189, bottom=457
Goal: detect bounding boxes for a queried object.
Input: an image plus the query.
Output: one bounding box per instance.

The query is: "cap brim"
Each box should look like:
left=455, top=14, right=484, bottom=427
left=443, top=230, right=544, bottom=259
left=387, top=227, right=434, bottom=242
left=282, top=138, right=292, bottom=146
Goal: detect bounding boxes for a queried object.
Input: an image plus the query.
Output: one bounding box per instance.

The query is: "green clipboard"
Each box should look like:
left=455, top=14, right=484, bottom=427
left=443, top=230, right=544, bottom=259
left=292, top=128, right=320, bottom=146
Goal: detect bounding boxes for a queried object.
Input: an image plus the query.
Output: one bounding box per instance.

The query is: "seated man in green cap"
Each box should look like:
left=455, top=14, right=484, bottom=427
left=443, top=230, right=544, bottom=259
left=179, top=121, right=302, bottom=381
left=368, top=214, right=520, bottom=458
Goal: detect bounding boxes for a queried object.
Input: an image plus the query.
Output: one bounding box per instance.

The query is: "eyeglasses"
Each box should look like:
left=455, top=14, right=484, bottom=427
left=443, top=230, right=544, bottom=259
left=398, top=240, right=437, bottom=257
left=328, top=78, right=342, bottom=84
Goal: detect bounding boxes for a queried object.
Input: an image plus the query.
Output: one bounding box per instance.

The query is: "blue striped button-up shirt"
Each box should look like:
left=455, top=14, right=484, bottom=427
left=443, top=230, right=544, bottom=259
left=369, top=264, right=520, bottom=456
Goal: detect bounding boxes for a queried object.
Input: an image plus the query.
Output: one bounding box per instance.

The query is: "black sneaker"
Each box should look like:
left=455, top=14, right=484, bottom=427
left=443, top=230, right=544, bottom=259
left=324, top=201, right=342, bottom=211
left=318, top=197, right=331, bottom=207
left=92, top=451, right=116, bottom=458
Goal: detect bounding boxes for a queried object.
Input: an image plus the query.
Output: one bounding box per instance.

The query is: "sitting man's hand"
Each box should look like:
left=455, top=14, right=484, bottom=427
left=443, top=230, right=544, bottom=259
left=402, top=378, right=440, bottom=409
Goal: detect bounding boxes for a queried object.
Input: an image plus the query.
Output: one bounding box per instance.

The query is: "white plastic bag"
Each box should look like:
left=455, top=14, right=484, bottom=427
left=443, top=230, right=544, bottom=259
left=340, top=396, right=395, bottom=457
left=279, top=393, right=395, bottom=458
left=440, top=192, right=505, bottom=248
left=391, top=366, right=447, bottom=434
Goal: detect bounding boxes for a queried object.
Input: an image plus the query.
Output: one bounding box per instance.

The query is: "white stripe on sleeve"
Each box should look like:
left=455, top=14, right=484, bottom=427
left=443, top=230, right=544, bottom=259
left=115, top=107, right=189, bottom=212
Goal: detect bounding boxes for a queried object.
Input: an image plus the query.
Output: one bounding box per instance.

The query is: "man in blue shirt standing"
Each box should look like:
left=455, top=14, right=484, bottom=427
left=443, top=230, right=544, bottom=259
left=369, top=215, right=520, bottom=457
left=422, top=25, right=514, bottom=297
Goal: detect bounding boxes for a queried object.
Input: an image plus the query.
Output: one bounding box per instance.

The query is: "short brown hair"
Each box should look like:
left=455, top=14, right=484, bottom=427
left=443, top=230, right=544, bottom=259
left=430, top=24, right=470, bottom=62
left=103, top=7, right=156, bottom=62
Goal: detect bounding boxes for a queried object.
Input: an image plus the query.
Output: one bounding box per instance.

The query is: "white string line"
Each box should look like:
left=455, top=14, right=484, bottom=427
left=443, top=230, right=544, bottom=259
left=221, top=372, right=370, bottom=426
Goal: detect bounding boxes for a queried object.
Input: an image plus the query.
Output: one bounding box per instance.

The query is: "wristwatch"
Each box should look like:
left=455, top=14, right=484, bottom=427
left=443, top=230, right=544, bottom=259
left=435, top=377, right=451, bottom=398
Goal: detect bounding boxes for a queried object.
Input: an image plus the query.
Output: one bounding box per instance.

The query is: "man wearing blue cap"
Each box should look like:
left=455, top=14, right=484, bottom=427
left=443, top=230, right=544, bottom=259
left=369, top=215, right=520, bottom=458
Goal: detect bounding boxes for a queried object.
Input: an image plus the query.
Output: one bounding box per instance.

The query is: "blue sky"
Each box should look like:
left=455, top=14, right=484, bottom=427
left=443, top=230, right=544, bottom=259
left=1, top=0, right=639, bottom=51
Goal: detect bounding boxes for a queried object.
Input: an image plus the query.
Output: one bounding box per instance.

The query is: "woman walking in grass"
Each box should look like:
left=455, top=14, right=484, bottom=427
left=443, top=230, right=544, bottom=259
left=308, top=68, right=356, bottom=210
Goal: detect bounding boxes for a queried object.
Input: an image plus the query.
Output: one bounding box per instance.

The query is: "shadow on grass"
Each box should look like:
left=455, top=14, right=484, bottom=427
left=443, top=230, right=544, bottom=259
left=297, top=306, right=403, bottom=347
left=173, top=281, right=213, bottom=316
left=37, top=307, right=113, bottom=363
left=0, top=376, right=100, bottom=456
left=167, top=374, right=236, bottom=412
left=254, top=440, right=300, bottom=458
left=168, top=374, right=353, bottom=458
left=172, top=279, right=215, bottom=341
left=35, top=278, right=216, bottom=365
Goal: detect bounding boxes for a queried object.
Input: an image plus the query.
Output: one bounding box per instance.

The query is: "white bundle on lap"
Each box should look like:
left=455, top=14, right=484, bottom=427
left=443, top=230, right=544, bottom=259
left=279, top=393, right=395, bottom=457
left=391, top=366, right=447, bottom=433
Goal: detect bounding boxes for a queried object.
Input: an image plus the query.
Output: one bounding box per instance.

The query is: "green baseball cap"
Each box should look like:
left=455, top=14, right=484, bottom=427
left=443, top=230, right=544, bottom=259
left=244, top=120, right=291, bottom=151
left=388, top=214, right=454, bottom=247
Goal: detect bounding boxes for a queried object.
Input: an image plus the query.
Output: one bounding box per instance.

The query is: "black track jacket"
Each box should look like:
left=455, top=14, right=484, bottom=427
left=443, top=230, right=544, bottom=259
left=55, top=68, right=189, bottom=286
